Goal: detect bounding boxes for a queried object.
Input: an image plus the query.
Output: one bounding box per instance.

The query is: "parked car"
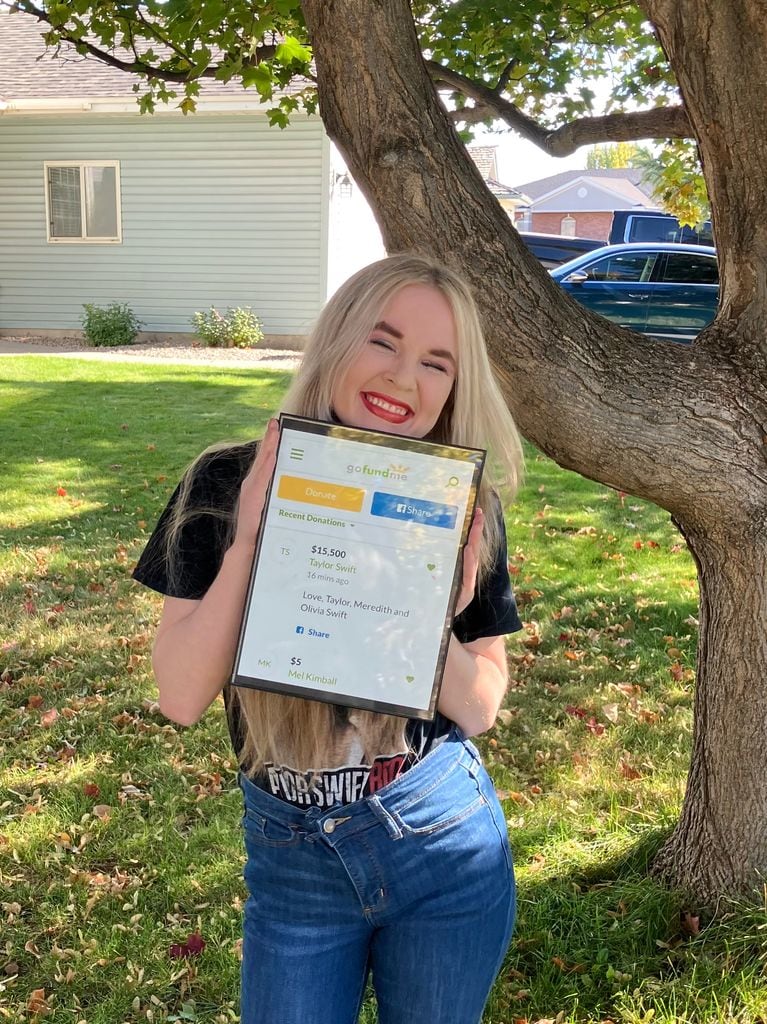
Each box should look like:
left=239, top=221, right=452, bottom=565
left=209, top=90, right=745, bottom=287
left=609, top=210, right=713, bottom=246
left=549, top=242, right=718, bottom=342
left=517, top=231, right=605, bottom=268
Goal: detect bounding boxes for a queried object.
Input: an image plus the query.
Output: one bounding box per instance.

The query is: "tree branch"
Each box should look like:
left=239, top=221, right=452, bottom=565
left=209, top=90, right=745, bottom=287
left=17, top=1, right=277, bottom=84
left=428, top=60, right=692, bottom=153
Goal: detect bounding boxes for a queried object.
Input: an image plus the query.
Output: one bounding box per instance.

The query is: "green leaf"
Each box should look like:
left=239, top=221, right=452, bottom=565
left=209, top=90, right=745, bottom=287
left=241, top=63, right=274, bottom=99
left=275, top=36, right=311, bottom=65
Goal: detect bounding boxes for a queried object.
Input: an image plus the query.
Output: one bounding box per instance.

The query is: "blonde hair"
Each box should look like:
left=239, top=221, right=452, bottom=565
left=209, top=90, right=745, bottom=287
left=164, top=254, right=523, bottom=776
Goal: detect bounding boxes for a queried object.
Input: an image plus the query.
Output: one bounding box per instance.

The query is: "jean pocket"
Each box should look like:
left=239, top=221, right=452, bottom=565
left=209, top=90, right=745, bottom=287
left=241, top=807, right=300, bottom=847
left=395, top=790, right=487, bottom=836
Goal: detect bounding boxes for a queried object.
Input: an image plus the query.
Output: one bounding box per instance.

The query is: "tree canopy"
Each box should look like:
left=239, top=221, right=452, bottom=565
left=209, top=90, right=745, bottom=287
left=10, top=0, right=689, bottom=143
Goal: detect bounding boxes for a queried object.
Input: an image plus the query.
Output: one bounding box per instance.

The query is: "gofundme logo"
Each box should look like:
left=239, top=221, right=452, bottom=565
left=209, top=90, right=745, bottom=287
left=346, top=462, right=409, bottom=481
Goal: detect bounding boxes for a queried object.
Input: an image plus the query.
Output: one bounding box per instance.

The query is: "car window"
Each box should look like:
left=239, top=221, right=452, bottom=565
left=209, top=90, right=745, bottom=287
left=628, top=216, right=682, bottom=243
left=661, top=253, right=719, bottom=284
left=582, top=252, right=658, bottom=283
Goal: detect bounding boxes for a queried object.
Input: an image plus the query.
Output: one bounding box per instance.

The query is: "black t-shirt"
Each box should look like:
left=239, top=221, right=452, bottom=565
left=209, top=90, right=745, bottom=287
left=132, top=441, right=522, bottom=809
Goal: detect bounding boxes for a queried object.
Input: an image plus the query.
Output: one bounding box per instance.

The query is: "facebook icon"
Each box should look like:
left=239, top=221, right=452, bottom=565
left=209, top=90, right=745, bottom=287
left=295, top=625, right=305, bottom=634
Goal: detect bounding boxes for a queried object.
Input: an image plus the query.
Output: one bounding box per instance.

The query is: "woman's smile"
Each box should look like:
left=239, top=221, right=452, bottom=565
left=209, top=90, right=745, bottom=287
left=360, top=390, right=415, bottom=424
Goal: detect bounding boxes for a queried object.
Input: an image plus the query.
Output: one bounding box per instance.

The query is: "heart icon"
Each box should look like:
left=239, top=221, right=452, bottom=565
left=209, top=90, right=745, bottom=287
left=426, top=563, right=436, bottom=571
left=406, top=675, right=414, bottom=683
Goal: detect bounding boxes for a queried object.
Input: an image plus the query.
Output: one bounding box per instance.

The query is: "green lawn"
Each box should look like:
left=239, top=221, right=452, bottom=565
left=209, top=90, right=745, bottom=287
left=1, top=356, right=766, bottom=1024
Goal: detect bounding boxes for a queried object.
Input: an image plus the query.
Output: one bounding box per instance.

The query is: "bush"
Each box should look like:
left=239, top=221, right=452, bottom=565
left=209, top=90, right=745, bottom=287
left=81, top=302, right=143, bottom=347
left=192, top=306, right=264, bottom=349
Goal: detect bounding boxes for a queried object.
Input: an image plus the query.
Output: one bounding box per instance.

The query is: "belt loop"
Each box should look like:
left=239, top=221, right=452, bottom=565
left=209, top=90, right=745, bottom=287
left=367, top=794, right=404, bottom=840
left=464, top=746, right=482, bottom=779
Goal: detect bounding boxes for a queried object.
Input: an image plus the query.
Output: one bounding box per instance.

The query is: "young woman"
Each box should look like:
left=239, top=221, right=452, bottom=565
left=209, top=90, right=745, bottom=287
left=133, top=254, right=524, bottom=1024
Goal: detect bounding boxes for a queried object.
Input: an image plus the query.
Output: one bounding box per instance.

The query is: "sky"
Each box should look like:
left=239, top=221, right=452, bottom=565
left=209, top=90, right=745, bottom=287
left=475, top=125, right=588, bottom=190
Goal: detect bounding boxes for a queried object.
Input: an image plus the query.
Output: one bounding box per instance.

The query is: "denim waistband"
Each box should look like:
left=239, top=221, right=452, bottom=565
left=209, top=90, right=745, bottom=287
left=237, top=726, right=483, bottom=841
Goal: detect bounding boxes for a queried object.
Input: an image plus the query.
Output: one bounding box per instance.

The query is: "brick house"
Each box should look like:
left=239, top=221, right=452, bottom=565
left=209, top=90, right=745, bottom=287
left=510, top=169, right=657, bottom=241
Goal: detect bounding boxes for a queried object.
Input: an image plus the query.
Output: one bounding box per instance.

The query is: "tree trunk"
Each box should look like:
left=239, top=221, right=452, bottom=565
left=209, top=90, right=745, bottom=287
left=652, top=530, right=767, bottom=900
left=302, top=0, right=767, bottom=900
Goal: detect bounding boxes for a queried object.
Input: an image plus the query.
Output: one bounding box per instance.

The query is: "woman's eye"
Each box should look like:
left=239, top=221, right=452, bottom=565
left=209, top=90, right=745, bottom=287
left=424, top=361, right=449, bottom=373
left=370, top=338, right=395, bottom=351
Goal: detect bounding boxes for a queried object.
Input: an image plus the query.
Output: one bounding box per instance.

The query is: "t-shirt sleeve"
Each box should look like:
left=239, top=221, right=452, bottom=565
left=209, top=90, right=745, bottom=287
left=452, top=498, right=522, bottom=644
left=132, top=446, right=254, bottom=600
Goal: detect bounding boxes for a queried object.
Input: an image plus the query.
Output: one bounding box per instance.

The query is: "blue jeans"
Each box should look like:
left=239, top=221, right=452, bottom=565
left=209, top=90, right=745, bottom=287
left=238, top=728, right=515, bottom=1024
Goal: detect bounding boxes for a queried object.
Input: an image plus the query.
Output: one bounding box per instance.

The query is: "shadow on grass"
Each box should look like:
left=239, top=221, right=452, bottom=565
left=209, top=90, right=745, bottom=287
left=0, top=368, right=291, bottom=545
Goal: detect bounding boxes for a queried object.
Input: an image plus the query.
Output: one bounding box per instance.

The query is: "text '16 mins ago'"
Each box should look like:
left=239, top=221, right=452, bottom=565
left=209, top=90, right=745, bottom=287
left=235, top=428, right=478, bottom=710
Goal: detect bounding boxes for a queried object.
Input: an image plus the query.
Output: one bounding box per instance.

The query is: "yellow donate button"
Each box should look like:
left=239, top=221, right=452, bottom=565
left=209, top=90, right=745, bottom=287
left=278, top=475, right=365, bottom=512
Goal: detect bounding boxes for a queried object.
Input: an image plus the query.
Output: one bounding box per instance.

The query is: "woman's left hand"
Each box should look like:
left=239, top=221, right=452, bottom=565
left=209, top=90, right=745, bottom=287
left=454, top=506, right=484, bottom=617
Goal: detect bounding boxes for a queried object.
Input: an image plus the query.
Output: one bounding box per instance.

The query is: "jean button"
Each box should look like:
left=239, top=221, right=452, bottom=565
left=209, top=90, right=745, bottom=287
left=323, top=819, right=336, bottom=834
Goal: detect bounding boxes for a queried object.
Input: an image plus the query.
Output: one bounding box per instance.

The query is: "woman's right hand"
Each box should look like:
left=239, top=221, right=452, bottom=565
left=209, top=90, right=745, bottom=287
left=233, top=418, right=280, bottom=549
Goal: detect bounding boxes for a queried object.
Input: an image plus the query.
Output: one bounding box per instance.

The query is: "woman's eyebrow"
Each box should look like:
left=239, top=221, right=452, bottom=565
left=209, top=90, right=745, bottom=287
left=373, top=320, right=404, bottom=339
left=429, top=349, right=456, bottom=366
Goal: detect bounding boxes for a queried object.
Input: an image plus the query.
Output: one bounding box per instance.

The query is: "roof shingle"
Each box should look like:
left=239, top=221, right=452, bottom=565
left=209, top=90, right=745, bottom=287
left=0, top=10, right=290, bottom=100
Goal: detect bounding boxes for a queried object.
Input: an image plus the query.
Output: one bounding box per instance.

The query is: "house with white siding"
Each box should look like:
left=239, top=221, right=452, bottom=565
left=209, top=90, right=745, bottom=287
left=0, top=11, right=375, bottom=344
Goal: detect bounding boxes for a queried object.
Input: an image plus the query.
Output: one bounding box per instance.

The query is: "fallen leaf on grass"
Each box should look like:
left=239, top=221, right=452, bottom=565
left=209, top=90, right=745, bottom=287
left=40, top=708, right=58, bottom=728
left=636, top=708, right=661, bottom=725
left=680, top=910, right=701, bottom=936
left=552, top=956, right=587, bottom=973
left=27, top=987, right=50, bottom=1015
left=496, top=790, right=534, bottom=806
left=616, top=682, right=642, bottom=696
left=565, top=705, right=587, bottom=719
left=602, top=702, right=620, bottom=724
left=169, top=931, right=206, bottom=959
left=620, top=759, right=642, bottom=781
left=92, top=805, right=113, bottom=821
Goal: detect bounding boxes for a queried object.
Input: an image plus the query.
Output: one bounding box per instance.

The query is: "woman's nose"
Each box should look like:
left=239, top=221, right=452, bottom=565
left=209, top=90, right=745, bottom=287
left=384, top=358, right=417, bottom=389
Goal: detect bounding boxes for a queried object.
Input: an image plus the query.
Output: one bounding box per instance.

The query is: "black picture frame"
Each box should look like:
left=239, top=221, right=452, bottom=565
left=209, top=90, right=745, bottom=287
left=231, top=414, right=485, bottom=719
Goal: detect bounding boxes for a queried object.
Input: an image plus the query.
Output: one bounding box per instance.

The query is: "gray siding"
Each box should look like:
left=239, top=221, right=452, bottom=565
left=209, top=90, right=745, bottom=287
left=0, top=112, right=327, bottom=334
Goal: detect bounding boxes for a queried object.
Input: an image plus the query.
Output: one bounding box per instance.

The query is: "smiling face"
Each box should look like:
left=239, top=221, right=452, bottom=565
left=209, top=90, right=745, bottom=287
left=330, top=283, right=458, bottom=438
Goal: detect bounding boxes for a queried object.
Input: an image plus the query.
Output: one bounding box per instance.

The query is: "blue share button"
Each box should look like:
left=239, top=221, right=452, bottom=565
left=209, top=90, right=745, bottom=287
left=370, top=491, right=458, bottom=529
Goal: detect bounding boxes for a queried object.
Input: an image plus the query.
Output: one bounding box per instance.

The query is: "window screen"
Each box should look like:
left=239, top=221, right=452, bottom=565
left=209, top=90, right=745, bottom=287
left=48, top=166, right=82, bottom=238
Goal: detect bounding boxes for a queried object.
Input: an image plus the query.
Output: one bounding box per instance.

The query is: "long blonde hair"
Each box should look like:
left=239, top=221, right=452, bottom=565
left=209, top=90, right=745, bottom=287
left=165, top=254, right=523, bottom=776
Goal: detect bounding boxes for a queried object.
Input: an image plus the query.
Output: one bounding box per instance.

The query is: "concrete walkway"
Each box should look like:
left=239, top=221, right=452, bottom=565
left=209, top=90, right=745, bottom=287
left=0, top=337, right=302, bottom=370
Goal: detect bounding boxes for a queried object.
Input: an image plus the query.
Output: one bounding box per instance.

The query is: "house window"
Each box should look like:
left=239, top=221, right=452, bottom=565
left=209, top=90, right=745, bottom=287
left=560, top=215, right=576, bottom=237
left=44, top=162, right=122, bottom=242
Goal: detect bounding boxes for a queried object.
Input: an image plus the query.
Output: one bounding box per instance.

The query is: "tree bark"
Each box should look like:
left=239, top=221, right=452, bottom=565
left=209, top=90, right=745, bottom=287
left=652, top=531, right=767, bottom=900
left=642, top=0, right=767, bottom=340
left=302, top=0, right=767, bottom=899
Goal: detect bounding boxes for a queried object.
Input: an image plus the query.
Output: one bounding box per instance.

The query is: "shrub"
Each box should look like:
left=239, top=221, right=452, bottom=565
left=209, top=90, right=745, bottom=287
left=81, top=302, right=143, bottom=347
left=192, top=306, right=264, bottom=349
